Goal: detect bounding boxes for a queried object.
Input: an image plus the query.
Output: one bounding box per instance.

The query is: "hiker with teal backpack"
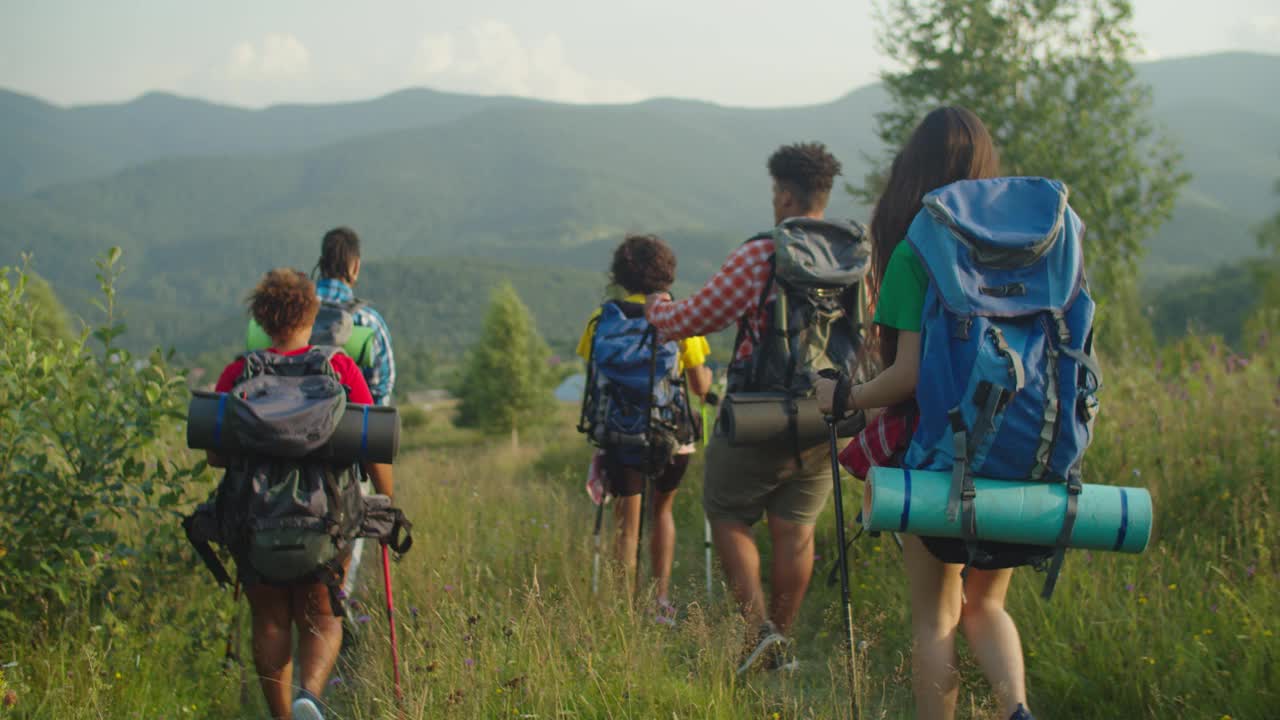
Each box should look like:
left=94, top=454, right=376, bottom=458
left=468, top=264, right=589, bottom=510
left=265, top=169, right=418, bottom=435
left=577, top=234, right=711, bottom=620
left=647, top=143, right=870, bottom=674
left=202, top=269, right=396, bottom=720
left=818, top=107, right=1103, bottom=720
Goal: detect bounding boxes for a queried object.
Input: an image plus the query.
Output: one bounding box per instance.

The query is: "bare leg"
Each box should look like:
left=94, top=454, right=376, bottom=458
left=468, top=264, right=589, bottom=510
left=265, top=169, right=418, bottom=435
left=648, top=489, right=678, bottom=602
left=612, top=483, right=643, bottom=589
left=903, top=535, right=963, bottom=720
left=764, top=514, right=816, bottom=636
left=711, top=519, right=767, bottom=627
left=246, top=584, right=294, bottom=719
left=291, top=582, right=345, bottom=697
left=960, top=568, right=1027, bottom=718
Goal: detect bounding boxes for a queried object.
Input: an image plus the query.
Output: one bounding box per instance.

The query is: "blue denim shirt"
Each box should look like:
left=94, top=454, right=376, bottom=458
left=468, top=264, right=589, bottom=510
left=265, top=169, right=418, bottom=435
left=316, top=278, right=395, bottom=406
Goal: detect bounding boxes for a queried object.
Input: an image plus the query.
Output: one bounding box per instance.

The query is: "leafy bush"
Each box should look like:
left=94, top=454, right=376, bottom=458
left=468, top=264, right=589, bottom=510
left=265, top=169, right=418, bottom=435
left=0, top=250, right=206, bottom=632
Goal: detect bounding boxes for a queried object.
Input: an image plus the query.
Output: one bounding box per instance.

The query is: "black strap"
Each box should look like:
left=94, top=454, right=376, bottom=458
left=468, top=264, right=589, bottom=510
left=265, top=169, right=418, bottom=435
left=183, top=514, right=233, bottom=588
left=576, top=314, right=602, bottom=434
left=1041, top=474, right=1082, bottom=599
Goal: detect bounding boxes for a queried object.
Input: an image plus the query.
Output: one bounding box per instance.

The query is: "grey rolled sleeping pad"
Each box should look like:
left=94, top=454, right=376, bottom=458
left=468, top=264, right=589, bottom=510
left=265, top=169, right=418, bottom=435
left=187, top=390, right=400, bottom=464
left=720, top=393, right=865, bottom=447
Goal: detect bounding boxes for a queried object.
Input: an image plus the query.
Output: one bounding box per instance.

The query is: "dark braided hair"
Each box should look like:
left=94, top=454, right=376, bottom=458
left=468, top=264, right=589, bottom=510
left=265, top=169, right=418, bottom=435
left=314, top=226, right=361, bottom=283
left=610, top=234, right=677, bottom=295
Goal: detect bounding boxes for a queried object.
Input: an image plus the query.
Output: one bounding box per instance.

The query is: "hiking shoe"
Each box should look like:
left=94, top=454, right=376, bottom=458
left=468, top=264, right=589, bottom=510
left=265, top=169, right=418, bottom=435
left=1009, top=704, right=1035, bottom=720
left=654, top=599, right=678, bottom=627
left=736, top=621, right=788, bottom=675
left=763, top=642, right=800, bottom=673
left=292, top=689, right=325, bottom=720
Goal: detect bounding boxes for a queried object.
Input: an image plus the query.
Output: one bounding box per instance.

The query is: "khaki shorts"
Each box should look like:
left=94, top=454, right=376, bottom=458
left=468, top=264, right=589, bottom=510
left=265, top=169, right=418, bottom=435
left=702, top=431, right=833, bottom=527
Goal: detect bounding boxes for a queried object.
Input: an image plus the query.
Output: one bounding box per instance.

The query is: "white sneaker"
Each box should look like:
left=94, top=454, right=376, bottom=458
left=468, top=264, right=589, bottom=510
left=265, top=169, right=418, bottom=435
left=292, top=690, right=325, bottom=720
left=736, top=622, right=788, bottom=675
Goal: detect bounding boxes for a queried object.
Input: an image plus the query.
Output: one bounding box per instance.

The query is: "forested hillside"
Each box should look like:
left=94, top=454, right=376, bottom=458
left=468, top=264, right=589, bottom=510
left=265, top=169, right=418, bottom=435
left=2, top=52, right=1277, bottom=365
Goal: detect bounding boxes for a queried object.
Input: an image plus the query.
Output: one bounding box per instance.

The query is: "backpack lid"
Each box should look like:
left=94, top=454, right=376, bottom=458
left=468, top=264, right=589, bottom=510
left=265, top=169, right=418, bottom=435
left=910, top=177, right=1084, bottom=317
left=773, top=217, right=871, bottom=289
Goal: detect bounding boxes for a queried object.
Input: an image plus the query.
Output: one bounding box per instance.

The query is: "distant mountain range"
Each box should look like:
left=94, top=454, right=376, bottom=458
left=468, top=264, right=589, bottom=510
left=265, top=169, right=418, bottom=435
left=2, top=51, right=1277, bottom=362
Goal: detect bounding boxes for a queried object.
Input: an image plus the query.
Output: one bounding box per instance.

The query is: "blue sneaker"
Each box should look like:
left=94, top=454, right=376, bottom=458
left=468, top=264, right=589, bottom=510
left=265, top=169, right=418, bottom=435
left=1009, top=704, right=1034, bottom=720
left=292, top=689, right=325, bottom=720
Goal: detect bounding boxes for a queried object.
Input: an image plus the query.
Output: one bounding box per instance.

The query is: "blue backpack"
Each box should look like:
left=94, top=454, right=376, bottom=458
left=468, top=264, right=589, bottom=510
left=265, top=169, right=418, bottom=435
left=904, top=177, right=1101, bottom=597
left=577, top=300, right=688, bottom=472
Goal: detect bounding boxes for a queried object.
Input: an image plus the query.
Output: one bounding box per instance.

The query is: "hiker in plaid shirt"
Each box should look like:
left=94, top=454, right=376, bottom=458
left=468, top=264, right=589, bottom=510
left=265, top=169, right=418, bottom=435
left=313, top=226, right=398, bottom=601
left=647, top=143, right=846, bottom=674
left=314, top=227, right=397, bottom=407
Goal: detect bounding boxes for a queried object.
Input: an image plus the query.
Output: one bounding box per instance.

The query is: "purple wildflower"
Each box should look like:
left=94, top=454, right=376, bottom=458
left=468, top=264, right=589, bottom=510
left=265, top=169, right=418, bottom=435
left=1246, top=564, right=1256, bottom=579
left=356, top=615, right=371, bottom=624
left=410, top=606, right=420, bottom=617
left=1125, top=583, right=1134, bottom=592
left=464, top=658, right=475, bottom=668
left=329, top=677, right=343, bottom=686
left=444, top=584, right=455, bottom=592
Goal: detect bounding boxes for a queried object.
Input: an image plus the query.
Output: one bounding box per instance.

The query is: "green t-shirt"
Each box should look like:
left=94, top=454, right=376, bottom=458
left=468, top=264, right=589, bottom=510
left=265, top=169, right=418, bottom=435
left=873, top=241, right=929, bottom=332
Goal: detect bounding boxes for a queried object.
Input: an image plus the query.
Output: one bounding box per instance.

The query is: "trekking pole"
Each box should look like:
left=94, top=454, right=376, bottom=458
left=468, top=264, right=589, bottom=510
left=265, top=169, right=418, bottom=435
left=701, top=398, right=714, bottom=602
left=223, top=580, right=250, bottom=706
left=591, top=497, right=606, bottom=595
left=826, top=415, right=861, bottom=719
left=635, top=474, right=648, bottom=597
left=380, top=543, right=404, bottom=709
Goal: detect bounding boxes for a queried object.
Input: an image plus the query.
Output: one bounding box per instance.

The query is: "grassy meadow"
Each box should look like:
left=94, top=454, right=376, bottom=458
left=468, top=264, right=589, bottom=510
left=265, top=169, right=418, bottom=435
left=1, top=334, right=1277, bottom=719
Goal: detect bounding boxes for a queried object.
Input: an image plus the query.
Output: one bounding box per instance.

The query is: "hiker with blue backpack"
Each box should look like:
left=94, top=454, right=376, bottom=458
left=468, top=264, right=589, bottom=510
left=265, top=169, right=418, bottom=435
left=817, top=106, right=1102, bottom=720
left=577, top=234, right=712, bottom=619
left=646, top=143, right=870, bottom=674
left=200, top=268, right=398, bottom=720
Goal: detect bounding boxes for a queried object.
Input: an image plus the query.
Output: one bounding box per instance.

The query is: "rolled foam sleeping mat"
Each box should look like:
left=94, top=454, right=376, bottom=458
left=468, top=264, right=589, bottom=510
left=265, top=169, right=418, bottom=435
left=721, top=393, right=864, bottom=447
left=864, top=466, right=1151, bottom=553
left=246, top=319, right=377, bottom=368
left=186, top=391, right=399, bottom=464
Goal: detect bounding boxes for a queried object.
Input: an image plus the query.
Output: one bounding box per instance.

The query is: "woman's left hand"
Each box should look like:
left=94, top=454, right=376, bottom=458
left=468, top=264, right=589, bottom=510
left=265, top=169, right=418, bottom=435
left=816, top=376, right=840, bottom=416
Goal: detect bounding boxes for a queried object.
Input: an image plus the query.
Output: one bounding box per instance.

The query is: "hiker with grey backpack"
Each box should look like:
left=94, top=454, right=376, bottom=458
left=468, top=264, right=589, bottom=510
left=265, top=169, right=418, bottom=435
left=184, top=268, right=409, bottom=720
left=646, top=143, right=870, bottom=674
left=818, top=107, right=1105, bottom=720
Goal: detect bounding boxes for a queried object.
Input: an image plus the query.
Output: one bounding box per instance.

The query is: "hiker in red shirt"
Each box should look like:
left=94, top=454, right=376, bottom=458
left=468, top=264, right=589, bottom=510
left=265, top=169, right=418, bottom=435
left=208, top=268, right=393, bottom=720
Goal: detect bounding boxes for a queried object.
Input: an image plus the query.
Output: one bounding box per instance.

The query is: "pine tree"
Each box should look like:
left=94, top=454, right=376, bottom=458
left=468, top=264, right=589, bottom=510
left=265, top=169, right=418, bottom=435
left=455, top=282, right=556, bottom=446
left=863, top=0, right=1189, bottom=347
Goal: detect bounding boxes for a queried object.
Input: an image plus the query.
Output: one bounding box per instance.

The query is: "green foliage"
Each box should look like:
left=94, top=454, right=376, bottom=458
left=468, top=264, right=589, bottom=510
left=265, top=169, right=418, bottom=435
left=21, top=271, right=76, bottom=343
left=867, top=0, right=1189, bottom=346
left=1146, top=257, right=1279, bottom=347
left=0, top=250, right=205, bottom=632
left=455, top=283, right=556, bottom=439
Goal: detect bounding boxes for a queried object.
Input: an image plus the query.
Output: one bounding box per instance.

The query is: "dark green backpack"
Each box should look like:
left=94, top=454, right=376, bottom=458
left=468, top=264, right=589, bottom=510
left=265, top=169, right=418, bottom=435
left=185, top=348, right=364, bottom=608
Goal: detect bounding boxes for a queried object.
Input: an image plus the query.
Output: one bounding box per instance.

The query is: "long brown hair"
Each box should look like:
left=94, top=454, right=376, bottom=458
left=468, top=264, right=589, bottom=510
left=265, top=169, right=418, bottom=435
left=869, top=106, right=1000, bottom=365
left=314, top=226, right=361, bottom=283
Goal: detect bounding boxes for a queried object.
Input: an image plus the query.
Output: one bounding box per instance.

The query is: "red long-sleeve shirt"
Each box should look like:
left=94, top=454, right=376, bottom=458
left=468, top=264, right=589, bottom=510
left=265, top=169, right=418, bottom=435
left=645, top=237, right=776, bottom=361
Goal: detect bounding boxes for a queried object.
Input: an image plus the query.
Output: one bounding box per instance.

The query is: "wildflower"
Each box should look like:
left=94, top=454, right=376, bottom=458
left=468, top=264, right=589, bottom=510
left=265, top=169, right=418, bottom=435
left=115, top=671, right=122, bottom=680
left=1125, top=583, right=1134, bottom=592
left=464, top=658, right=475, bottom=668
left=1220, top=491, right=1230, bottom=500
left=444, top=584, right=456, bottom=592
left=1245, top=564, right=1256, bottom=579
left=329, top=677, right=343, bottom=686
left=1138, top=596, right=1148, bottom=605
left=873, top=545, right=882, bottom=553
left=1203, top=629, right=1214, bottom=635
left=1168, top=583, right=1177, bottom=590
left=356, top=615, right=371, bottom=624
left=813, top=554, right=822, bottom=562
left=1141, top=656, right=1156, bottom=665
left=1264, top=630, right=1273, bottom=638
left=410, top=606, right=420, bottom=617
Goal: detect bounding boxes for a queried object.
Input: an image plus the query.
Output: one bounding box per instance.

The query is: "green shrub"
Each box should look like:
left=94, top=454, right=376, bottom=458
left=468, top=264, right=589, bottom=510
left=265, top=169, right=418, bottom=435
left=0, top=250, right=207, bottom=633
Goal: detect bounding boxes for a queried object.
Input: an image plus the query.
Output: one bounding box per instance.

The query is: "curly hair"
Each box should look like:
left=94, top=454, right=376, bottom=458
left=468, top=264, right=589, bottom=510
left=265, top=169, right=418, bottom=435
left=768, top=142, right=843, bottom=212
left=609, top=234, right=677, bottom=295
left=247, top=268, right=320, bottom=339
left=314, top=226, right=361, bottom=282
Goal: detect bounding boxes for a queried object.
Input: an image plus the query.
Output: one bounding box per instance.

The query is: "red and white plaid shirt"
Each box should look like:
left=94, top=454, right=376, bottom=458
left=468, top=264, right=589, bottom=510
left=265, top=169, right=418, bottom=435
left=646, top=237, right=775, bottom=361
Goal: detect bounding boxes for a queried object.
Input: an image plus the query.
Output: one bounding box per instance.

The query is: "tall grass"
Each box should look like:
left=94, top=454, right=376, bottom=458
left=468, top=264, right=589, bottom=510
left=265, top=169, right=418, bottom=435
left=2, top=335, right=1276, bottom=718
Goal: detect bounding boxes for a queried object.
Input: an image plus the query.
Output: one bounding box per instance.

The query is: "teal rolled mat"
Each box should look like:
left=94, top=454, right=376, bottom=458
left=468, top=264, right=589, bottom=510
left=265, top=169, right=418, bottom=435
left=864, top=466, right=1151, bottom=553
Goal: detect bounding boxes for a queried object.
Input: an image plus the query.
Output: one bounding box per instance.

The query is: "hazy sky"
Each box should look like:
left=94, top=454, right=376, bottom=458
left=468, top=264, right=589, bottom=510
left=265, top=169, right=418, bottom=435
left=2, top=1, right=1277, bottom=108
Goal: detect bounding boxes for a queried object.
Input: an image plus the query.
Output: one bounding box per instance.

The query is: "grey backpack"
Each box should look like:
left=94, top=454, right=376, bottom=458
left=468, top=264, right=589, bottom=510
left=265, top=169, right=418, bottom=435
left=730, top=217, right=871, bottom=395
left=309, top=299, right=363, bottom=348
left=183, top=349, right=373, bottom=611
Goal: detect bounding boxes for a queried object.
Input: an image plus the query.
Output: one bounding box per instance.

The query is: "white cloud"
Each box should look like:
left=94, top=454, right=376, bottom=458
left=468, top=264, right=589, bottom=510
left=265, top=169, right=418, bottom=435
left=411, top=20, right=643, bottom=104
left=226, top=33, right=311, bottom=78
